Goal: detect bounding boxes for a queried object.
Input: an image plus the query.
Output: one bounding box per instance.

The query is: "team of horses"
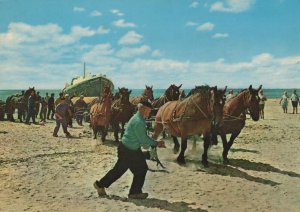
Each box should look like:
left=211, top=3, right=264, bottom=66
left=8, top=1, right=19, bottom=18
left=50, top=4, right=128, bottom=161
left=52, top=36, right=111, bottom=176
left=3, top=84, right=263, bottom=167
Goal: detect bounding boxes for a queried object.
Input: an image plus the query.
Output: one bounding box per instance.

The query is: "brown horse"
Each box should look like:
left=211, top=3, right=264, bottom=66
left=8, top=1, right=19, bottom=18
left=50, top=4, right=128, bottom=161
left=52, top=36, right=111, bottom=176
left=110, top=87, right=135, bottom=142
left=5, top=87, right=35, bottom=122
left=152, top=84, right=182, bottom=110
left=152, top=86, right=227, bottom=167
left=130, top=85, right=154, bottom=106
left=90, top=86, right=113, bottom=141
left=219, top=85, right=262, bottom=164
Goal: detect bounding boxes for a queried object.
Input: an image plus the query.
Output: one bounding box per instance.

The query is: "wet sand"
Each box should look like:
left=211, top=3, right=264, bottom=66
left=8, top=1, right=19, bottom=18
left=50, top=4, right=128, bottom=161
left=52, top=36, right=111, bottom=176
left=0, top=99, right=300, bottom=211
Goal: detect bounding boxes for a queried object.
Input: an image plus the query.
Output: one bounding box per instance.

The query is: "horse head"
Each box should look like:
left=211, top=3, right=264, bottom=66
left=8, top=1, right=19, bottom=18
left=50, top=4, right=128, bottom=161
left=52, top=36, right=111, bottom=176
left=144, top=85, right=154, bottom=101
left=244, top=85, right=262, bottom=121
left=165, top=84, right=182, bottom=101
left=101, top=86, right=113, bottom=104
left=24, top=87, right=36, bottom=97
left=118, top=87, right=131, bottom=104
left=211, top=86, right=227, bottom=127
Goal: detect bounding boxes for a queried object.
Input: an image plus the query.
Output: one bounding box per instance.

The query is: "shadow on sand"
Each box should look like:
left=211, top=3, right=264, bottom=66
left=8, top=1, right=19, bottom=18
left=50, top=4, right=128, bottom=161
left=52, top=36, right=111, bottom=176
left=230, top=148, right=260, bottom=154
left=182, top=158, right=281, bottom=187
left=229, top=158, right=300, bottom=178
left=101, top=195, right=207, bottom=212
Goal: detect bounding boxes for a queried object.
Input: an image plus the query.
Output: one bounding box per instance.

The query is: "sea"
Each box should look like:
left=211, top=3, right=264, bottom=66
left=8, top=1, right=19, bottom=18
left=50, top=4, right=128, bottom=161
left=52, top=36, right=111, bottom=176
left=0, top=88, right=297, bottom=101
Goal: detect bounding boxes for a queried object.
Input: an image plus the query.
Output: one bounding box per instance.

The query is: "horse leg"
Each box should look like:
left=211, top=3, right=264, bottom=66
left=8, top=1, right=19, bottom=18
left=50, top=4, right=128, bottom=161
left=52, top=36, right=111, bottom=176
left=152, top=122, right=163, bottom=140
left=172, top=136, right=180, bottom=154
left=18, top=108, right=24, bottom=122
left=192, top=135, right=197, bottom=151
left=101, top=126, right=106, bottom=142
left=120, top=123, right=125, bottom=138
left=211, top=125, right=219, bottom=145
left=223, top=131, right=241, bottom=163
left=201, top=134, right=211, bottom=167
left=177, top=137, right=187, bottom=164
left=220, top=133, right=229, bottom=164
left=113, top=123, right=120, bottom=142
left=93, top=126, right=98, bottom=139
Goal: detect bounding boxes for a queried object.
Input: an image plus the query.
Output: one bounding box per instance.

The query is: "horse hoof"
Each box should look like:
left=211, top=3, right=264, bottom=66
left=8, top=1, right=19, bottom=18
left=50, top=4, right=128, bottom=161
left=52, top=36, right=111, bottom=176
left=177, top=157, right=186, bottom=165
left=201, top=160, right=209, bottom=167
left=223, top=158, right=230, bottom=165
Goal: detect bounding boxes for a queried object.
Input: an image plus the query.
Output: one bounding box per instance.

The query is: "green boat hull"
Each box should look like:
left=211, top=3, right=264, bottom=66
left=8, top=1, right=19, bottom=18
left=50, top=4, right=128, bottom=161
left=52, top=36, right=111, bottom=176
left=62, top=76, right=114, bottom=97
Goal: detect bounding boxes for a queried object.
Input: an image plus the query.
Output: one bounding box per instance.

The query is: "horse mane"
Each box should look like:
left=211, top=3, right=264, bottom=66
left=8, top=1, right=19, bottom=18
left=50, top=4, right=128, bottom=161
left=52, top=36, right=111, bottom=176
left=186, top=85, right=211, bottom=98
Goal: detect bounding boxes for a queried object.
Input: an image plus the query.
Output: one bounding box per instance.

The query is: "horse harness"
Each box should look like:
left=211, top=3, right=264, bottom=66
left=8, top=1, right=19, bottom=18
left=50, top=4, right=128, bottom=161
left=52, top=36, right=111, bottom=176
left=156, top=94, right=214, bottom=125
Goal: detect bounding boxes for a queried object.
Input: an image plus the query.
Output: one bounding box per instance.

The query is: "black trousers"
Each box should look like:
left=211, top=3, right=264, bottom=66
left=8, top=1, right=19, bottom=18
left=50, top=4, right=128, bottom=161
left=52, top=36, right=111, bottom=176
left=98, top=143, right=148, bottom=195
left=25, top=108, right=36, bottom=123
left=47, top=107, right=55, bottom=119
left=53, top=119, right=69, bottom=135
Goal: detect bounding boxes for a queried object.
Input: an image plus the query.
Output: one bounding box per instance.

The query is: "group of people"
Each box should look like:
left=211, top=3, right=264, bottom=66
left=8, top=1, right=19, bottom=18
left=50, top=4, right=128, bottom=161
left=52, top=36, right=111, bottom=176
left=280, top=89, right=299, bottom=114
left=25, top=91, right=56, bottom=124
left=24, top=90, right=88, bottom=137
left=53, top=93, right=88, bottom=137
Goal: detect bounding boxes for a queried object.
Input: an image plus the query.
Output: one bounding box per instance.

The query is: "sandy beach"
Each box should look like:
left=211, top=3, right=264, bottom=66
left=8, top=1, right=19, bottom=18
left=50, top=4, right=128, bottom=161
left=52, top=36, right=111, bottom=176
left=0, top=99, right=300, bottom=212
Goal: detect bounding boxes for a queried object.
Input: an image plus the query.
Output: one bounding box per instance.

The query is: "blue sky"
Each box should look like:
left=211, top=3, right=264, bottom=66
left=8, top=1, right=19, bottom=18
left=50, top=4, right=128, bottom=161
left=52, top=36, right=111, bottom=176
left=0, top=0, right=299, bottom=89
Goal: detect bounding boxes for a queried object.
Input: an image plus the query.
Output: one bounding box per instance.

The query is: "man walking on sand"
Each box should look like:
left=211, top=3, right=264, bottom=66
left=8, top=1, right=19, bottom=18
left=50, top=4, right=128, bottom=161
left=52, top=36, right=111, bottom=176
left=93, top=101, right=165, bottom=199
left=53, top=97, right=72, bottom=138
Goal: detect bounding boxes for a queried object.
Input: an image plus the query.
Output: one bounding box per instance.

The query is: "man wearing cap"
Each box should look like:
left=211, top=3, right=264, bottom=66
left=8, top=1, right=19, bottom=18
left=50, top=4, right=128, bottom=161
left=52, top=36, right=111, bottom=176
left=93, top=101, right=165, bottom=199
left=53, top=97, right=72, bottom=137
left=74, top=95, right=87, bottom=126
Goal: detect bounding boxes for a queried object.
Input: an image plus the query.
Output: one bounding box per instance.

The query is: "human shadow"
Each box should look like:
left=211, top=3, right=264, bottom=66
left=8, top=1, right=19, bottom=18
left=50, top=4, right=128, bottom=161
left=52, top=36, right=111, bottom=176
left=62, top=136, right=82, bottom=140
left=230, top=148, right=259, bottom=154
left=102, top=195, right=207, bottom=212
left=184, top=159, right=280, bottom=187
left=229, top=158, right=300, bottom=178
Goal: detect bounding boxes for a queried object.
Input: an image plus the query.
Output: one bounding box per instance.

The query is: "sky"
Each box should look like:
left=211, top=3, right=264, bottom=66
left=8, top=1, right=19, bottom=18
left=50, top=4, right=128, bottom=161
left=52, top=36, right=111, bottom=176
left=0, top=0, right=299, bottom=89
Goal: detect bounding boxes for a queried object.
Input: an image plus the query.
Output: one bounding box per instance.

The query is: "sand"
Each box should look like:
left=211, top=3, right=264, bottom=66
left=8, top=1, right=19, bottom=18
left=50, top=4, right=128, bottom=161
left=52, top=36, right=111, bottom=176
left=0, top=99, right=300, bottom=212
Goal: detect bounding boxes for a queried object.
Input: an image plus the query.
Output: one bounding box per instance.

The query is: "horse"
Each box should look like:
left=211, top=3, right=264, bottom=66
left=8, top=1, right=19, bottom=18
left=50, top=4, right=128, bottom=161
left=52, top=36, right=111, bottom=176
left=90, top=86, right=113, bottom=141
left=151, top=84, right=182, bottom=136
left=130, top=85, right=154, bottom=106
left=219, top=85, right=262, bottom=164
left=0, top=100, right=5, bottom=120
left=152, top=84, right=182, bottom=110
left=5, top=87, right=35, bottom=122
left=152, top=86, right=227, bottom=167
left=110, top=87, right=135, bottom=142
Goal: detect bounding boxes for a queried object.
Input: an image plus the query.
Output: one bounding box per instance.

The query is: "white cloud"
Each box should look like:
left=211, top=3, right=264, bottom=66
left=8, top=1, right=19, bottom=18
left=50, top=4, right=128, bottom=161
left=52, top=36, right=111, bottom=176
left=210, top=0, right=255, bottom=13
left=197, top=22, right=215, bottom=31
left=251, top=53, right=273, bottom=65
left=81, top=44, right=121, bottom=68
left=71, top=26, right=96, bottom=38
left=118, top=31, right=143, bottom=45
left=186, top=21, right=198, bottom=27
left=0, top=22, right=299, bottom=89
left=113, top=19, right=136, bottom=28
left=111, top=9, right=124, bottom=16
left=190, top=1, right=199, bottom=8
left=97, top=26, right=110, bottom=34
left=212, top=33, right=229, bottom=38
left=73, top=6, right=85, bottom=12
left=116, top=45, right=151, bottom=58
left=152, top=50, right=162, bottom=57
left=90, top=10, right=102, bottom=16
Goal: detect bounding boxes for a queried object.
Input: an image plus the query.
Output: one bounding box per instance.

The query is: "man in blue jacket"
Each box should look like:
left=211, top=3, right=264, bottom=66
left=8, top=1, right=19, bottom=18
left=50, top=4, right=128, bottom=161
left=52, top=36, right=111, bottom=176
left=94, top=101, right=164, bottom=199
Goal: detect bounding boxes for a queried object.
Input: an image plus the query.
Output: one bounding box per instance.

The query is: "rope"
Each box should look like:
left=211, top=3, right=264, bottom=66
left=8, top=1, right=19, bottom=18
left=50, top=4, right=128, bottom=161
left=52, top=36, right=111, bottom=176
left=191, top=96, right=209, bottom=119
